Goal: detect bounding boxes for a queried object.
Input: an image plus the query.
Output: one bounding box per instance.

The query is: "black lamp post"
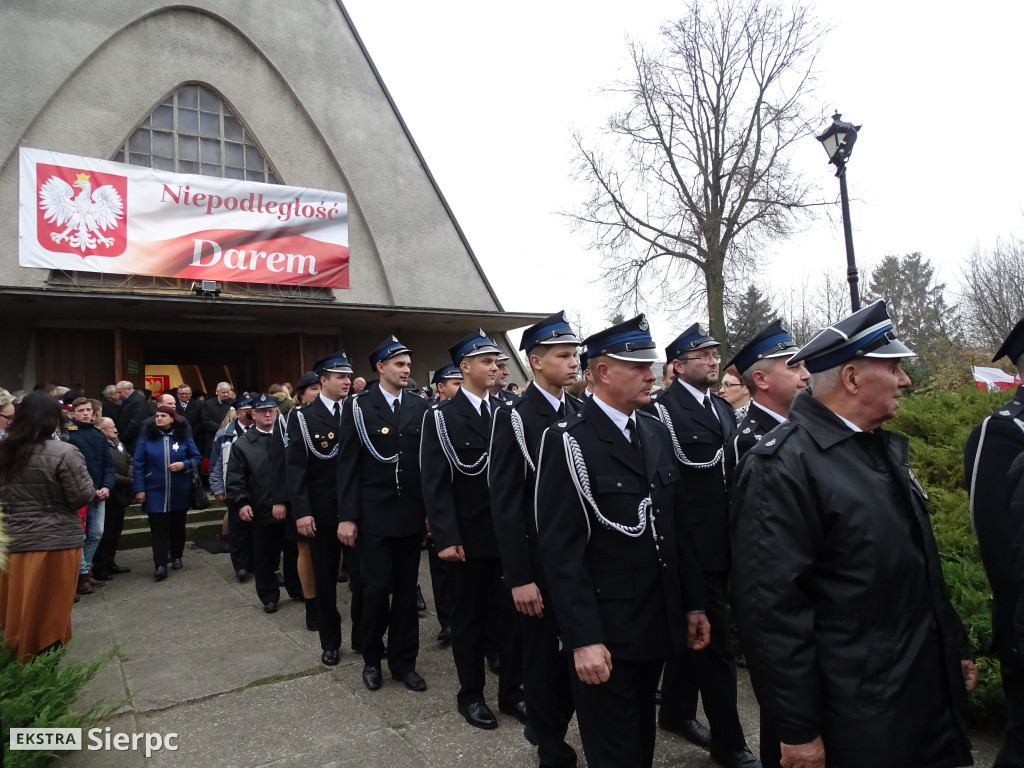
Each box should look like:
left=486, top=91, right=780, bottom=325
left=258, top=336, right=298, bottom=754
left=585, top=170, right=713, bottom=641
left=816, top=111, right=862, bottom=312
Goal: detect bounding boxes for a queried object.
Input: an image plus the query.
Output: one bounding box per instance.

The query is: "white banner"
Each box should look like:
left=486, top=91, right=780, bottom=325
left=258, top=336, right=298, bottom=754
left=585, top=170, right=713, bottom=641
left=19, top=147, right=349, bottom=288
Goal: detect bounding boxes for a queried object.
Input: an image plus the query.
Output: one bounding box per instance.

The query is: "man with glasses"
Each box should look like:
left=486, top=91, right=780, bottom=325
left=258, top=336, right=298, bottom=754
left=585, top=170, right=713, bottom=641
left=645, top=325, right=758, bottom=768
left=490, top=353, right=520, bottom=406
left=175, top=384, right=203, bottom=432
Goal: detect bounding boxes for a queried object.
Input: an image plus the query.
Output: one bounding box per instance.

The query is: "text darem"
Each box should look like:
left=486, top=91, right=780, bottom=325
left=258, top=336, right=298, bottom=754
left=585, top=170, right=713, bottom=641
left=191, top=238, right=318, bottom=275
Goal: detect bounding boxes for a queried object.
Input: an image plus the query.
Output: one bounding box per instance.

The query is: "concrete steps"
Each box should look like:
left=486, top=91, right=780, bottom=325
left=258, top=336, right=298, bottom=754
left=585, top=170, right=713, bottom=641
left=119, top=502, right=227, bottom=550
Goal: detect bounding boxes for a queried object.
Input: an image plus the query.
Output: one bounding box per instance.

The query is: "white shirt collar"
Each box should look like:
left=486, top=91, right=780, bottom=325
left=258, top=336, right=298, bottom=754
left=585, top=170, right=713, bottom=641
left=591, top=395, right=635, bottom=440
left=379, top=387, right=402, bottom=409
left=750, top=400, right=787, bottom=425
left=535, top=384, right=564, bottom=412
left=677, top=378, right=709, bottom=406
left=319, top=392, right=341, bottom=412
left=835, top=412, right=862, bottom=432
left=460, top=387, right=488, bottom=414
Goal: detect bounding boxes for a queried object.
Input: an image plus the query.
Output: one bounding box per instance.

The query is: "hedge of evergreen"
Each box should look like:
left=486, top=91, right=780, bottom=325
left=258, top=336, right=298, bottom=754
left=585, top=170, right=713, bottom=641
left=888, top=385, right=1012, bottom=728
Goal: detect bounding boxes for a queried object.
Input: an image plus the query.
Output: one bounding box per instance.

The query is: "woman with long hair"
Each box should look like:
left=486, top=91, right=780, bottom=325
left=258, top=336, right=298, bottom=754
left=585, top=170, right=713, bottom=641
left=0, top=392, right=94, bottom=661
left=133, top=404, right=200, bottom=580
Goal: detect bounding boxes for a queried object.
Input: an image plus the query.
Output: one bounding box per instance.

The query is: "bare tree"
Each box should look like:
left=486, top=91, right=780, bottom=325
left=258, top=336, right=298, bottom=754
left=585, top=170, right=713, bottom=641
left=959, top=236, right=1024, bottom=353
left=569, top=0, right=827, bottom=343
left=778, top=268, right=848, bottom=345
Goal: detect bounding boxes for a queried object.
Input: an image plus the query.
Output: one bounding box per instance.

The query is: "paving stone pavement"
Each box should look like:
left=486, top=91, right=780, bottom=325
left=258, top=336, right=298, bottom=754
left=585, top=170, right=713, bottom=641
left=60, top=543, right=1002, bottom=767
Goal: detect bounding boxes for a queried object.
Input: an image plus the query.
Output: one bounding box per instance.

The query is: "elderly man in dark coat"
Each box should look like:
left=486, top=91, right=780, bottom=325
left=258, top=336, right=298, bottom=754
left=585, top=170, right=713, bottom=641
left=732, top=300, right=977, bottom=768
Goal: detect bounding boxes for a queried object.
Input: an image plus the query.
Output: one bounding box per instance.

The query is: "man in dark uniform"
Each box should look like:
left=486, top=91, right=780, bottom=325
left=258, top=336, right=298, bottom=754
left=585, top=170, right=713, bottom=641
left=490, top=311, right=582, bottom=767
left=226, top=394, right=298, bottom=613
left=965, top=316, right=1024, bottom=766
left=725, top=320, right=808, bottom=476
left=645, top=324, right=757, bottom=767
left=490, top=352, right=520, bottom=406
left=421, top=330, right=524, bottom=729
left=287, top=352, right=359, bottom=666
left=337, top=336, right=430, bottom=692
left=733, top=300, right=977, bottom=768
left=534, top=314, right=709, bottom=768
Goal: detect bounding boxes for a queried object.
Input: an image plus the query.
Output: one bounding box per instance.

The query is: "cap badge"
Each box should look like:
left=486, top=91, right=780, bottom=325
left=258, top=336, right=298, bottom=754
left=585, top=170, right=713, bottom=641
left=561, top=311, right=568, bottom=323
left=478, top=329, right=486, bottom=338
left=390, top=335, right=398, bottom=342
left=638, top=316, right=649, bottom=331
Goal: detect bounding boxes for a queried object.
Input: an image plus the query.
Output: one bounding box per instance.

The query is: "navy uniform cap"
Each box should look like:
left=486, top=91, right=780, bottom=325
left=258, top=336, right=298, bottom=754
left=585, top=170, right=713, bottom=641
left=666, top=323, right=719, bottom=362
left=369, top=335, right=411, bottom=369
left=519, top=311, right=582, bottom=352
left=251, top=393, right=278, bottom=410
left=583, top=314, right=659, bottom=362
left=295, top=371, right=318, bottom=391
left=431, top=364, right=463, bottom=385
left=313, top=351, right=353, bottom=375
left=993, top=317, right=1024, bottom=364
left=579, top=346, right=590, bottom=371
left=449, top=329, right=501, bottom=366
left=727, top=319, right=799, bottom=375
left=787, top=300, right=915, bottom=374
left=233, top=396, right=253, bottom=411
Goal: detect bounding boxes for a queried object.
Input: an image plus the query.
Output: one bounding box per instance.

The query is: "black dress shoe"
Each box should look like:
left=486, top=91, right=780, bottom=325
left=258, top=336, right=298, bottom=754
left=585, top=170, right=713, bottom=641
left=236, top=569, right=249, bottom=583
left=436, top=625, right=452, bottom=644
left=321, top=649, right=340, bottom=666
left=709, top=746, right=761, bottom=768
left=110, top=563, right=131, bottom=575
left=498, top=698, right=528, bottom=725
left=486, top=655, right=501, bottom=674
left=416, top=585, right=427, bottom=612
left=154, top=566, right=168, bottom=581
left=393, top=670, right=426, bottom=691
left=263, top=602, right=278, bottom=614
left=457, top=701, right=498, bottom=730
left=92, top=570, right=113, bottom=581
left=288, top=589, right=305, bottom=601
left=171, top=558, right=183, bottom=570
left=659, top=716, right=712, bottom=749
left=362, top=664, right=383, bottom=690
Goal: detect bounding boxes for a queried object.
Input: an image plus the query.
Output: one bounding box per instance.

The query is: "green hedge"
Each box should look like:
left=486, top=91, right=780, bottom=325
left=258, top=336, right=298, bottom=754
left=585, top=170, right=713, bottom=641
left=889, top=385, right=1012, bottom=729
left=0, top=640, right=117, bottom=768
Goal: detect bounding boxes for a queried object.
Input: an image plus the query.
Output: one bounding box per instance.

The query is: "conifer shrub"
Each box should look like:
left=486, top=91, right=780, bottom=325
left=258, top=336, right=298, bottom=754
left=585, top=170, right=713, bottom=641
left=890, top=385, right=1012, bottom=728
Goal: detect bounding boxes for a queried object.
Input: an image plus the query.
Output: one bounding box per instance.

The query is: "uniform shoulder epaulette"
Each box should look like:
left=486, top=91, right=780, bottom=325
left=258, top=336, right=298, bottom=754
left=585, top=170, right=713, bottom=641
left=565, top=392, right=585, bottom=409
left=548, top=411, right=584, bottom=433
left=435, top=398, right=454, bottom=411
left=747, top=422, right=794, bottom=455
left=295, top=401, right=313, bottom=411
left=992, top=398, right=1024, bottom=420
left=710, top=391, right=730, bottom=406
left=737, top=414, right=758, bottom=435
left=637, top=409, right=660, bottom=423
left=649, top=389, right=664, bottom=402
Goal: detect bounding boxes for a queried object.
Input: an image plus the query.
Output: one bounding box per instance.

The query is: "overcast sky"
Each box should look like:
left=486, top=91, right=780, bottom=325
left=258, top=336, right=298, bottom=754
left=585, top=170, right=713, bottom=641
left=342, top=1, right=1024, bottom=350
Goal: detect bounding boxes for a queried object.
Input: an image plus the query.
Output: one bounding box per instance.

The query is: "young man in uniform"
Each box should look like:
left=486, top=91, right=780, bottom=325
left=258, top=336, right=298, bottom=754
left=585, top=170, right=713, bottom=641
left=287, top=352, right=359, bottom=666
left=421, top=330, right=524, bottom=729
left=490, top=311, right=582, bottom=766
left=337, top=336, right=430, bottom=692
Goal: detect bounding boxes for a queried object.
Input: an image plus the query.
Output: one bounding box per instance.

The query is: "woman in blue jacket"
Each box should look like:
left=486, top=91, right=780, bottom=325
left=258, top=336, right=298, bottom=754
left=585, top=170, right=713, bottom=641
left=133, top=404, right=200, bottom=580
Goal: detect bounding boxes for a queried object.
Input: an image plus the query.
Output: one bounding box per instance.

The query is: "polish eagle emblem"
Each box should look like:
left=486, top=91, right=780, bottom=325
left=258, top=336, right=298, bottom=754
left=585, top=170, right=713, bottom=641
left=39, top=172, right=124, bottom=252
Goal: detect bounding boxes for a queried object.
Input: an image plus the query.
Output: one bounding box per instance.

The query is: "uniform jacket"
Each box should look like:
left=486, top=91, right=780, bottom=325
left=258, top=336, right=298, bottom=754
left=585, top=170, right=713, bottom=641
left=132, top=421, right=201, bottom=514
left=336, top=387, right=428, bottom=537
left=225, top=427, right=288, bottom=525
left=534, top=397, right=705, bottom=661
left=489, top=384, right=583, bottom=588
left=0, top=440, right=95, bottom=553
left=964, top=385, right=1024, bottom=659
left=644, top=381, right=736, bottom=571
left=732, top=393, right=972, bottom=768
left=209, top=419, right=246, bottom=497
left=286, top=398, right=344, bottom=526
left=115, top=389, right=149, bottom=452
left=108, top=438, right=134, bottom=507
left=1009, top=453, right=1024, bottom=659
left=726, top=400, right=784, bottom=478
left=66, top=420, right=115, bottom=492
left=420, top=387, right=507, bottom=557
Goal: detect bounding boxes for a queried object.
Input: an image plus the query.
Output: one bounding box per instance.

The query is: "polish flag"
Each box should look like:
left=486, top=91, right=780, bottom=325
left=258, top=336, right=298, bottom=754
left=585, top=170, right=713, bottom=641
left=972, top=366, right=1021, bottom=392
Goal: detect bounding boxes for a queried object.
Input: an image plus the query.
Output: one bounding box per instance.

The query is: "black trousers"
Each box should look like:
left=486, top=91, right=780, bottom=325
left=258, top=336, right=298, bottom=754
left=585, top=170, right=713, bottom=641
left=309, top=524, right=342, bottom=651
left=520, top=590, right=577, bottom=767
left=427, top=538, right=454, bottom=628
left=448, top=556, right=522, bottom=706
left=359, top=532, right=421, bottom=674
left=93, top=499, right=127, bottom=575
left=571, top=656, right=663, bottom=768
left=995, top=659, right=1024, bottom=768
left=147, top=509, right=187, bottom=567
left=659, top=570, right=746, bottom=750
left=251, top=521, right=300, bottom=606
left=227, top=501, right=253, bottom=574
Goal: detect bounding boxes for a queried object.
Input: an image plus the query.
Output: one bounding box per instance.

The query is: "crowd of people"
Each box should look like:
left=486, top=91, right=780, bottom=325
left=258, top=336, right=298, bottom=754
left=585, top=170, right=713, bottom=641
left=0, top=304, right=1022, bottom=768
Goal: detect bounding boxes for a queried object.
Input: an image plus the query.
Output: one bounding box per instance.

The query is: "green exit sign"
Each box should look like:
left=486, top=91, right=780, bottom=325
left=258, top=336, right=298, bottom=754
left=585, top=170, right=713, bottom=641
left=127, top=360, right=140, bottom=375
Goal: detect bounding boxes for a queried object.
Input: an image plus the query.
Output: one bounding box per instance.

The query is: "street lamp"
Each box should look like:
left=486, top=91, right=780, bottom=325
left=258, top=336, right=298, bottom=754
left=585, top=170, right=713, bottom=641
left=816, top=111, right=862, bottom=312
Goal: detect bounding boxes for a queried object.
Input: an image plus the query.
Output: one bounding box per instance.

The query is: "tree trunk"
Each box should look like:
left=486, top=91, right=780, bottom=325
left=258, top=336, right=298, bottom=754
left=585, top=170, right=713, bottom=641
left=704, top=251, right=728, bottom=354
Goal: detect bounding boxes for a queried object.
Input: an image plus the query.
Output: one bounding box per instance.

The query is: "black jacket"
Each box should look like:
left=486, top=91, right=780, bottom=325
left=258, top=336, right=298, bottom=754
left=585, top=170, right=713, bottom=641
left=336, top=387, right=429, bottom=537
left=726, top=400, right=785, bottom=478
left=225, top=427, right=288, bottom=525
left=66, top=420, right=114, bottom=492
left=176, top=399, right=203, bottom=431
left=420, top=388, right=506, bottom=557
left=965, top=385, right=1024, bottom=659
left=286, top=398, right=344, bottom=527
left=644, top=381, right=736, bottom=571
left=115, top=390, right=149, bottom=453
left=108, top=438, right=134, bottom=507
left=489, top=384, right=582, bottom=588
left=732, top=393, right=972, bottom=767
left=534, top=396, right=706, bottom=661
left=201, top=398, right=234, bottom=455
